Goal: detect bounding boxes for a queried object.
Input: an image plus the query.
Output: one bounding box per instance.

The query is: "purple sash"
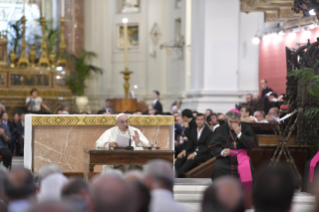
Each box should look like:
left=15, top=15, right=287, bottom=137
left=229, top=149, right=252, bottom=190
left=309, top=152, right=319, bottom=183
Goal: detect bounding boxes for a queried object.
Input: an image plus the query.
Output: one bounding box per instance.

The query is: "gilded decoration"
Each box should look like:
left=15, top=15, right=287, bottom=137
left=32, top=115, right=175, bottom=126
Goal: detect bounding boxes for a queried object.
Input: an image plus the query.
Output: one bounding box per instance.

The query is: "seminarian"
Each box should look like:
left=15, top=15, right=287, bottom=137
left=210, top=109, right=258, bottom=190
left=175, top=113, right=213, bottom=177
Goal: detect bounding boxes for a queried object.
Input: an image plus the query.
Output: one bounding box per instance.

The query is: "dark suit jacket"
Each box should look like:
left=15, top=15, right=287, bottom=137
left=184, top=125, right=213, bottom=156
left=15, top=121, right=24, bottom=137
left=153, top=100, right=163, bottom=112
left=183, top=118, right=197, bottom=139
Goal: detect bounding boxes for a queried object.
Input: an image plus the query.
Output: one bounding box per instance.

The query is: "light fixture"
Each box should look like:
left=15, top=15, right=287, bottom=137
left=133, top=84, right=138, bottom=89
left=56, top=75, right=61, bottom=79
left=56, top=66, right=63, bottom=71
left=278, top=31, right=285, bottom=36
left=309, top=23, right=316, bottom=29
left=263, top=34, right=270, bottom=42
left=288, top=31, right=296, bottom=39
left=252, top=36, right=260, bottom=45
left=122, top=18, right=128, bottom=23
left=292, top=2, right=319, bottom=20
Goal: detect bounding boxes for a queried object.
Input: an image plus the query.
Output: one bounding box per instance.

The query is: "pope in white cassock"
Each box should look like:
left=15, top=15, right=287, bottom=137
left=96, top=113, right=150, bottom=149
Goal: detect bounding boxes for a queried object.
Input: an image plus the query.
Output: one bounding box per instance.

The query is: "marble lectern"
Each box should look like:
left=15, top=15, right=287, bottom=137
left=24, top=115, right=174, bottom=174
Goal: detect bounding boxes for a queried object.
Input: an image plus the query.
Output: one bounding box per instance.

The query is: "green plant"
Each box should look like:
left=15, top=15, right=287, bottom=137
left=66, top=49, right=103, bottom=96
left=33, top=19, right=60, bottom=53
left=8, top=20, right=23, bottom=55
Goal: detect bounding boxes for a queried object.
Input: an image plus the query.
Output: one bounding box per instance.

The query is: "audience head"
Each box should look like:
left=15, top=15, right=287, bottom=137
left=134, top=110, right=142, bottom=115
left=20, top=113, right=25, bottom=122
left=152, top=90, right=160, bottom=99
left=37, top=164, right=62, bottom=185
left=203, top=176, right=244, bottom=212
left=13, top=113, right=19, bottom=122
left=62, top=104, right=70, bottom=112
left=217, top=113, right=225, bottom=120
left=148, top=109, right=155, bottom=115
left=125, top=170, right=144, bottom=182
left=101, top=169, right=124, bottom=179
left=38, top=173, right=68, bottom=202
left=105, top=99, right=112, bottom=107
left=268, top=107, right=279, bottom=118
left=246, top=94, right=253, bottom=103
left=181, top=109, right=193, bottom=122
left=129, top=181, right=151, bottom=212
left=30, top=88, right=39, bottom=97
left=259, top=79, right=268, bottom=90
left=4, top=167, right=36, bottom=201
left=91, top=173, right=134, bottom=212
left=195, top=113, right=205, bottom=128
left=226, top=109, right=241, bottom=131
left=116, top=113, right=129, bottom=131
left=205, top=109, right=213, bottom=118
left=144, top=159, right=174, bottom=191
left=253, top=94, right=259, bottom=100
left=210, top=113, right=218, bottom=126
left=240, top=106, right=252, bottom=118
left=253, top=163, right=297, bottom=212
left=254, top=111, right=266, bottom=122
left=62, top=178, right=93, bottom=212
left=175, top=114, right=183, bottom=125
left=2, top=112, right=8, bottom=121
left=192, top=111, right=198, bottom=117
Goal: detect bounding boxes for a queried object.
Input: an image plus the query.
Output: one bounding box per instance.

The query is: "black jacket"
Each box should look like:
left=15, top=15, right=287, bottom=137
left=153, top=100, right=163, bottom=112
left=184, top=125, right=213, bottom=156
left=183, top=118, right=197, bottom=139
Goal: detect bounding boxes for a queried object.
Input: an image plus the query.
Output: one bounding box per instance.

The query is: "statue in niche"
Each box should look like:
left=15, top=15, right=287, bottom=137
left=121, top=0, right=140, bottom=13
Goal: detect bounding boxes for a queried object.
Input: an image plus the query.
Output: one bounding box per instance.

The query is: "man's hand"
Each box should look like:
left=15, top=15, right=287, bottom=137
left=187, top=153, right=196, bottom=160
left=132, top=130, right=141, bottom=144
left=109, top=142, right=118, bottom=148
left=0, top=128, right=5, bottom=136
left=223, top=148, right=230, bottom=156
left=177, top=151, right=186, bottom=158
left=232, top=123, right=241, bottom=135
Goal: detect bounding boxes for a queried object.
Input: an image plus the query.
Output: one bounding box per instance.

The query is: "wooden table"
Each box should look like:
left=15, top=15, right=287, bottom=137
left=83, top=148, right=175, bottom=180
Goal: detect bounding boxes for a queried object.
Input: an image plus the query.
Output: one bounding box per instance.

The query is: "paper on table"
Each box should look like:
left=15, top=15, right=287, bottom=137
left=116, top=134, right=130, bottom=147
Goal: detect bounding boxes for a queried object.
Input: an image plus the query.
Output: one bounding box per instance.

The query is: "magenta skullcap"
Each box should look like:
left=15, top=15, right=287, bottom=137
left=229, top=109, right=241, bottom=114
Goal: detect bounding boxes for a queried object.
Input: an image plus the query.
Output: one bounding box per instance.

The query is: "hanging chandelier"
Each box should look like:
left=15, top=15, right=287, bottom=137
left=292, top=0, right=319, bottom=20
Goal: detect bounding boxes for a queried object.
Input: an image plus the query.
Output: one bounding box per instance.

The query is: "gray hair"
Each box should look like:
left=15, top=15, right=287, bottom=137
left=0, top=165, right=8, bottom=192
left=226, top=111, right=241, bottom=120
left=102, top=169, right=124, bottom=179
left=37, top=164, right=62, bottom=184
left=144, top=159, right=174, bottom=190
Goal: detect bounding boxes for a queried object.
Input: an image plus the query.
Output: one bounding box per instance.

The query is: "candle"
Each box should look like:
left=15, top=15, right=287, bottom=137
left=42, top=0, right=45, bottom=17
left=23, top=0, right=25, bottom=16
left=61, top=0, right=64, bottom=17
left=122, top=18, right=129, bottom=69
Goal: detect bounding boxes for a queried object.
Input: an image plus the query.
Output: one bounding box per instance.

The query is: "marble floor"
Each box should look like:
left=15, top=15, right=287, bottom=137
left=12, top=157, right=317, bottom=212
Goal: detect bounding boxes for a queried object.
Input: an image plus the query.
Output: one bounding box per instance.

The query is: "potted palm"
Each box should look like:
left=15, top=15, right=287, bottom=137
left=66, top=49, right=103, bottom=112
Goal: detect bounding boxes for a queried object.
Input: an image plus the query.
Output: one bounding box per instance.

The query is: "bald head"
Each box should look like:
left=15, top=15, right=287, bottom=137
left=204, top=176, right=244, bottom=212
left=91, top=174, right=134, bottom=212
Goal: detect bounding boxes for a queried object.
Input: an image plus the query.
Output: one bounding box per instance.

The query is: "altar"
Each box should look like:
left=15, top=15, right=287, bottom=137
left=24, top=114, right=175, bottom=175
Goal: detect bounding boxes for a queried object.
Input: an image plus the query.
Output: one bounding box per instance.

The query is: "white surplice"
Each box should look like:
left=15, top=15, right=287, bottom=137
left=96, top=126, right=150, bottom=171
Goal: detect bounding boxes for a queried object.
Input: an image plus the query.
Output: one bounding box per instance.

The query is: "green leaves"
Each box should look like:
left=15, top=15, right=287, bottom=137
left=289, top=69, right=319, bottom=99
left=66, top=49, right=103, bottom=96
left=8, top=20, right=23, bottom=54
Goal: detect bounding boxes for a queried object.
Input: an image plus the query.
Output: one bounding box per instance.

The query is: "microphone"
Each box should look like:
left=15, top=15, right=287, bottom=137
left=125, top=126, right=134, bottom=150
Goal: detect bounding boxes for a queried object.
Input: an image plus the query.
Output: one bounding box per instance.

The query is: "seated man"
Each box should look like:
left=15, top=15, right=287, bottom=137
left=96, top=113, right=149, bottom=149
left=266, top=107, right=280, bottom=122
left=210, top=109, right=258, bottom=190
left=240, top=106, right=255, bottom=123
left=254, top=111, right=268, bottom=123
left=175, top=113, right=213, bottom=177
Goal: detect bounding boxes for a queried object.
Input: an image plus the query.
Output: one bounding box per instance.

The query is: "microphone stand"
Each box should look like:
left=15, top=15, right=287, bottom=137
left=125, top=126, right=134, bottom=150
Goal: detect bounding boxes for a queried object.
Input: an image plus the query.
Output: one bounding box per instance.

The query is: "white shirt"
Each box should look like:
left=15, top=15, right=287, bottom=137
left=197, top=127, right=204, bottom=140
left=25, top=96, right=43, bottom=112
left=150, top=189, right=189, bottom=212
left=220, top=133, right=242, bottom=156
left=213, top=124, right=220, bottom=132
left=257, top=119, right=268, bottom=123
left=96, top=126, right=150, bottom=149
left=153, top=99, right=158, bottom=106
left=8, top=200, right=32, bottom=212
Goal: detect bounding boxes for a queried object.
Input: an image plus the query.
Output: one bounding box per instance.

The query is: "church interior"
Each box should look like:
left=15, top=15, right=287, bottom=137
left=1, top=0, right=319, bottom=211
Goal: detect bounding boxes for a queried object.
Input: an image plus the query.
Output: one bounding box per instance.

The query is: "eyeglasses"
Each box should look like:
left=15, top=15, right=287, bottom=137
left=118, top=120, right=129, bottom=124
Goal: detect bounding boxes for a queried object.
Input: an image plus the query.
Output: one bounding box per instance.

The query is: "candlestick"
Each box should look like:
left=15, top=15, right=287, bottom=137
left=61, top=0, right=64, bottom=17
left=38, top=17, right=50, bottom=67
left=56, top=17, right=67, bottom=67
left=122, top=18, right=128, bottom=69
left=17, top=15, right=30, bottom=67
left=23, top=0, right=25, bottom=16
left=42, top=0, right=45, bottom=17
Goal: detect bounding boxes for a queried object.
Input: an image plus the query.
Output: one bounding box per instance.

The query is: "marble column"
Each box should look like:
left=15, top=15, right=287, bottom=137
left=182, top=0, right=261, bottom=113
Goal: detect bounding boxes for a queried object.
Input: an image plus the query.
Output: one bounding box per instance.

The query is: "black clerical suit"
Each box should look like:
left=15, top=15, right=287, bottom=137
left=14, top=121, right=24, bottom=155
left=210, top=122, right=258, bottom=181
left=175, top=125, right=213, bottom=177
left=153, top=100, right=163, bottom=112
left=3, top=120, right=14, bottom=154
left=262, top=87, right=273, bottom=114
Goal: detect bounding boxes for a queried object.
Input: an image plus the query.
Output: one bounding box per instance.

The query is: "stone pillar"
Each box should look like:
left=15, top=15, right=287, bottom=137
left=182, top=0, right=261, bottom=113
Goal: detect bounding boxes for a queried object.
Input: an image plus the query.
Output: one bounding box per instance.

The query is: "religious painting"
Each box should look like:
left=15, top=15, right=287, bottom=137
left=118, top=0, right=140, bottom=14
left=150, top=23, right=161, bottom=46
left=117, top=24, right=139, bottom=49
left=175, top=18, right=182, bottom=45
left=176, top=0, right=182, bottom=8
